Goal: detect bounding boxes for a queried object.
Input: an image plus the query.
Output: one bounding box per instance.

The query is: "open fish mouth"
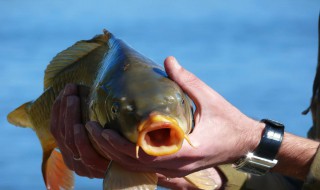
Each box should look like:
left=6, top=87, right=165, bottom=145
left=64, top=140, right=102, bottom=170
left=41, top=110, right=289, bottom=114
left=136, top=113, right=192, bottom=158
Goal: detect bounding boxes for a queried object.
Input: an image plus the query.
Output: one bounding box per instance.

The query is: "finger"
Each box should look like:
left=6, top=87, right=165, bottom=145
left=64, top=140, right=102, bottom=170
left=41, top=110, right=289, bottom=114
left=84, top=122, right=110, bottom=158
left=164, top=56, right=213, bottom=108
left=86, top=167, right=105, bottom=179
left=86, top=124, right=147, bottom=170
left=57, top=141, right=75, bottom=171
left=86, top=124, right=136, bottom=162
left=64, top=96, right=81, bottom=158
left=73, top=160, right=92, bottom=177
left=63, top=83, right=78, bottom=96
left=74, top=124, right=109, bottom=174
left=59, top=94, right=68, bottom=139
left=51, top=91, right=76, bottom=170
left=100, top=129, right=157, bottom=163
left=86, top=124, right=180, bottom=173
left=100, top=128, right=195, bottom=168
left=149, top=167, right=189, bottom=178
left=100, top=129, right=138, bottom=159
left=59, top=83, right=78, bottom=138
left=50, top=84, right=79, bottom=172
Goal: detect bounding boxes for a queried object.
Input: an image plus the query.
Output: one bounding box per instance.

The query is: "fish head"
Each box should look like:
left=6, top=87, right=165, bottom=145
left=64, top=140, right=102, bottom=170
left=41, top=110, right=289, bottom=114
left=93, top=63, right=194, bottom=157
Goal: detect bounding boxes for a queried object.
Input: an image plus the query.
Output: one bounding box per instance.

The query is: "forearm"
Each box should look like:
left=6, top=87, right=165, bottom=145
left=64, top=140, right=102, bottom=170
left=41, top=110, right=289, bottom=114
left=272, top=132, right=320, bottom=180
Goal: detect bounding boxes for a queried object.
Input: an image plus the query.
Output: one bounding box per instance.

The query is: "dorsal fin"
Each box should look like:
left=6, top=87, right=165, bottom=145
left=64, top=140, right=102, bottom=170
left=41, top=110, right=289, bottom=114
left=44, top=30, right=111, bottom=89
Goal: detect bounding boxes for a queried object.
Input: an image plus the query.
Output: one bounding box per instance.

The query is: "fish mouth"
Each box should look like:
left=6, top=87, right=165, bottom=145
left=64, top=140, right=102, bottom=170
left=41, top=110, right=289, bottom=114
left=136, top=113, right=192, bottom=158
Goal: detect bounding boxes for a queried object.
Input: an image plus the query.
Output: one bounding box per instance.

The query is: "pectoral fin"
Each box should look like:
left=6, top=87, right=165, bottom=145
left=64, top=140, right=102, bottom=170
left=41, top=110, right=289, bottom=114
left=103, top=161, right=158, bottom=190
left=43, top=149, right=74, bottom=190
left=184, top=169, right=218, bottom=190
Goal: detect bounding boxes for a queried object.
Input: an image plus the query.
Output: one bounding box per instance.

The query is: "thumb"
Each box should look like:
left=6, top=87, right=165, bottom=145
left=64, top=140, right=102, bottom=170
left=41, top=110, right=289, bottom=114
left=164, top=56, right=211, bottom=107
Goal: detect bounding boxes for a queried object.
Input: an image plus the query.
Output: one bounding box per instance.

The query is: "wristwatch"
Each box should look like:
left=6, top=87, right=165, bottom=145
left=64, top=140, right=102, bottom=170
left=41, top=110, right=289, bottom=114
left=233, top=119, right=284, bottom=176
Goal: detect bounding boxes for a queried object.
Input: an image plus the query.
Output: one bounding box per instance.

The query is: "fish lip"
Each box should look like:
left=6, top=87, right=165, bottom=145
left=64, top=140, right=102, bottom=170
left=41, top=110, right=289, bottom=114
left=136, top=114, right=185, bottom=157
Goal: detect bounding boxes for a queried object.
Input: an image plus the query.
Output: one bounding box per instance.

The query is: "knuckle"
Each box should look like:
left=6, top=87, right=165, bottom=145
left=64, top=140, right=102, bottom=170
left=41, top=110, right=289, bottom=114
left=183, top=73, right=200, bottom=88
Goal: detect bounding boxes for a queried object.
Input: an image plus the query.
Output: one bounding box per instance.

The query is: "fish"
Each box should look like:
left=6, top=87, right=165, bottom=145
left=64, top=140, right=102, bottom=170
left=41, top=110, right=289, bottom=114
left=7, top=30, right=217, bottom=190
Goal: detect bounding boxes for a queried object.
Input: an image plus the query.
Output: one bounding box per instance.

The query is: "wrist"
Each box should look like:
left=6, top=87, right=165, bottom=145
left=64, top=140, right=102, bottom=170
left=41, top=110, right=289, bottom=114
left=234, top=119, right=285, bottom=176
left=237, top=118, right=265, bottom=161
left=248, top=120, right=266, bottom=152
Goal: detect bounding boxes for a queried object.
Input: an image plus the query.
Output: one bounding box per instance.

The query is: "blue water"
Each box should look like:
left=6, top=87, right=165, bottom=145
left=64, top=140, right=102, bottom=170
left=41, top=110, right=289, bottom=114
left=1, top=0, right=319, bottom=189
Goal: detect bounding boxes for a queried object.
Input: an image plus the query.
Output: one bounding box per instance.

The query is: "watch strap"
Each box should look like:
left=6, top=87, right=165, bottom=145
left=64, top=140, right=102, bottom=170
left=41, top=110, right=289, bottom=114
left=254, top=119, right=284, bottom=160
left=233, top=119, right=285, bottom=175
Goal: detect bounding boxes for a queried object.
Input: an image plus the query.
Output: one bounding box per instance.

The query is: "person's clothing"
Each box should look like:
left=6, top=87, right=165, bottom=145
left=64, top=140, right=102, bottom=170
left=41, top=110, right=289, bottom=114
left=301, top=15, right=320, bottom=189
left=301, top=30, right=320, bottom=188
left=216, top=17, right=320, bottom=190
left=216, top=165, right=303, bottom=190
left=303, top=149, right=320, bottom=189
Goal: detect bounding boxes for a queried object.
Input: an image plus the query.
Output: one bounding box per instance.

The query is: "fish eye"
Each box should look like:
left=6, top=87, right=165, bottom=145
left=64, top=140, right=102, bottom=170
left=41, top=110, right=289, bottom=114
left=111, top=102, right=120, bottom=114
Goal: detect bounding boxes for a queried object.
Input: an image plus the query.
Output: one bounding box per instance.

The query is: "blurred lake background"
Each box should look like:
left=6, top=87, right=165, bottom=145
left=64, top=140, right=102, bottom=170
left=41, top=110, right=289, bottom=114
left=1, top=0, right=319, bottom=189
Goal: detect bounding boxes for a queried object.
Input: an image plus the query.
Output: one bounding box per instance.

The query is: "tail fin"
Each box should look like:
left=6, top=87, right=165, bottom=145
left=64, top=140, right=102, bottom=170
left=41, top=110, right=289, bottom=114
left=7, top=99, right=75, bottom=190
left=7, top=101, right=33, bottom=128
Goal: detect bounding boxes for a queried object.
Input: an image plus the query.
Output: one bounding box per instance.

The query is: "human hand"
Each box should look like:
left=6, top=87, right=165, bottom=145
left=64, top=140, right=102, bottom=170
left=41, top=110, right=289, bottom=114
left=90, top=56, right=265, bottom=178
left=49, top=84, right=207, bottom=189
left=50, top=84, right=109, bottom=178
left=50, top=84, right=201, bottom=189
left=85, top=121, right=223, bottom=189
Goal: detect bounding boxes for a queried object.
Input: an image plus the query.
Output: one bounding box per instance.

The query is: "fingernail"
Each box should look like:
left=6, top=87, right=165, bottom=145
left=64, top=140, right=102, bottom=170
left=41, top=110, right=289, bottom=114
left=63, top=84, right=76, bottom=96
left=171, top=57, right=182, bottom=70
left=85, top=123, right=93, bottom=134
left=101, top=131, right=110, bottom=141
left=66, top=96, right=75, bottom=107
left=63, top=84, right=72, bottom=96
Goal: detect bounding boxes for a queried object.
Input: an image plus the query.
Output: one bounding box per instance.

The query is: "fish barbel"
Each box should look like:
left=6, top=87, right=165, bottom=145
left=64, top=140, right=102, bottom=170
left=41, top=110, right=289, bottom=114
left=7, top=30, right=216, bottom=190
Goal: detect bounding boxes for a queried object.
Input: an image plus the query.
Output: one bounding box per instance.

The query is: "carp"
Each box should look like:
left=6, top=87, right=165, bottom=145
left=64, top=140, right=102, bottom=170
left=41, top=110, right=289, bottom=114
left=7, top=30, right=216, bottom=190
